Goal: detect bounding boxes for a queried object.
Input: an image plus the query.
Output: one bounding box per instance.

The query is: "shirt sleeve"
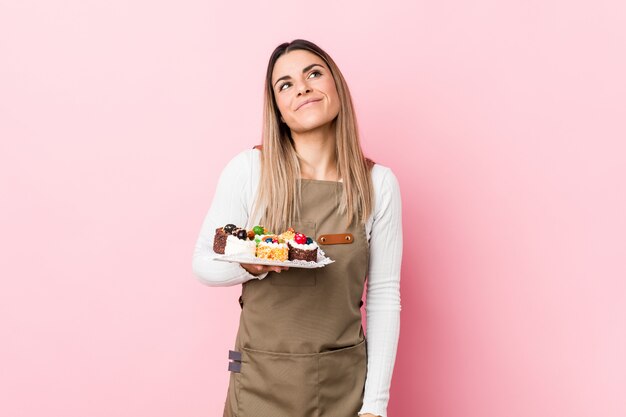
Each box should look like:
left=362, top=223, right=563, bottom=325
left=359, top=167, right=403, bottom=417
left=192, top=149, right=268, bottom=286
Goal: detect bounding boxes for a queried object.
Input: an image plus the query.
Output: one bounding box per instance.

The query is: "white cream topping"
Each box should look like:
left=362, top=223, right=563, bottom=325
left=287, top=240, right=319, bottom=250
left=224, top=235, right=256, bottom=256
left=258, top=235, right=288, bottom=248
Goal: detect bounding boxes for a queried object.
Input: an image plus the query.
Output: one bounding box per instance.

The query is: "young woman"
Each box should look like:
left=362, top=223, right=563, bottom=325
left=192, top=39, right=402, bottom=417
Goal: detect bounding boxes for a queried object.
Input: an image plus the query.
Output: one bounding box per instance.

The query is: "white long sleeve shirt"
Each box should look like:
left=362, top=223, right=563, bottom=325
left=192, top=148, right=402, bottom=417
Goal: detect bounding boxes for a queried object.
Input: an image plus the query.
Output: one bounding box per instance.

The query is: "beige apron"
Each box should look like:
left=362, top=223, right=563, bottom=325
left=223, top=179, right=369, bottom=417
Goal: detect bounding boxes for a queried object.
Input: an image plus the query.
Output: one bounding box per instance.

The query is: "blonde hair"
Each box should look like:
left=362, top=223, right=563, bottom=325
left=252, top=39, right=374, bottom=232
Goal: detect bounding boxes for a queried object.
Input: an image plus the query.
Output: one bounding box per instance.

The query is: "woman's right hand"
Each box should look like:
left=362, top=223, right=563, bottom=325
left=240, top=263, right=289, bottom=276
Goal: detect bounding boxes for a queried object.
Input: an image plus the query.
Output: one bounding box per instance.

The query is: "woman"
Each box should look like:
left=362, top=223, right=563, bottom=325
left=192, top=39, right=402, bottom=417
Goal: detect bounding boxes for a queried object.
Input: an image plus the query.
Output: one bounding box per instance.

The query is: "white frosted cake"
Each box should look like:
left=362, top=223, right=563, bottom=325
left=224, top=235, right=256, bottom=257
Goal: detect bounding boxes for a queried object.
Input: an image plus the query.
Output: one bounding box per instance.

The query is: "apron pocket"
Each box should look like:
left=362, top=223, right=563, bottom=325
left=318, top=339, right=367, bottom=417
left=239, top=347, right=319, bottom=417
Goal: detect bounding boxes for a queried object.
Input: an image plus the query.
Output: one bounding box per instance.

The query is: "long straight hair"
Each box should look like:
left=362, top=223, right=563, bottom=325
left=252, top=39, right=373, bottom=232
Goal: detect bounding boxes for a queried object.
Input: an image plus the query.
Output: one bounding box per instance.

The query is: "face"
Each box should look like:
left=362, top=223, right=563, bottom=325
left=271, top=49, right=341, bottom=134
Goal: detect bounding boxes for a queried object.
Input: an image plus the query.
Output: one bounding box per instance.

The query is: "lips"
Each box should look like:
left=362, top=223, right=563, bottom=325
left=295, top=98, right=322, bottom=111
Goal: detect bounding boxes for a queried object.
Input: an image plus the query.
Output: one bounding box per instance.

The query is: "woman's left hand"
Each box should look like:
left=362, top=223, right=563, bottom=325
left=359, top=414, right=380, bottom=417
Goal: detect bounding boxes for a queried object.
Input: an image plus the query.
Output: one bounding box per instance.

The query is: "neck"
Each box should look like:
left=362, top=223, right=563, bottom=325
left=291, top=123, right=338, bottom=181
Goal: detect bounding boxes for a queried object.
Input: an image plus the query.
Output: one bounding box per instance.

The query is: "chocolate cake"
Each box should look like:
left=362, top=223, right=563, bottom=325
left=287, top=241, right=318, bottom=262
left=286, top=232, right=318, bottom=262
left=213, top=223, right=237, bottom=254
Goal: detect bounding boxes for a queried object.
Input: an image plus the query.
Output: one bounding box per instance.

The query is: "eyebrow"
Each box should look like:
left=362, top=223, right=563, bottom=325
left=273, top=63, right=325, bottom=88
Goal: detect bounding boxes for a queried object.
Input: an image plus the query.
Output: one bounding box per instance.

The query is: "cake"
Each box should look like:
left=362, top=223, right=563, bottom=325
left=214, top=224, right=256, bottom=255
left=287, top=232, right=318, bottom=262
left=214, top=224, right=320, bottom=264
left=251, top=226, right=267, bottom=244
left=256, top=235, right=289, bottom=261
left=224, top=234, right=256, bottom=257
left=213, top=223, right=237, bottom=254
left=278, top=227, right=295, bottom=242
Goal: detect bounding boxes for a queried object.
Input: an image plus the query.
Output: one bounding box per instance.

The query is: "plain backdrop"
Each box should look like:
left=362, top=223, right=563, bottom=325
left=1, top=0, right=625, bottom=416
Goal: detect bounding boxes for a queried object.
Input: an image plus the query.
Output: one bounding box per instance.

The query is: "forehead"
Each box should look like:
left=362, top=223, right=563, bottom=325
left=272, top=50, right=326, bottom=83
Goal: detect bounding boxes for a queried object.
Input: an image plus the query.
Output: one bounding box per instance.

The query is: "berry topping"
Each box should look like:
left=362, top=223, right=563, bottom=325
left=306, top=237, right=313, bottom=244
left=236, top=229, right=248, bottom=240
left=223, top=224, right=236, bottom=234
left=253, top=225, right=265, bottom=235
left=264, top=238, right=273, bottom=243
left=294, top=233, right=307, bottom=245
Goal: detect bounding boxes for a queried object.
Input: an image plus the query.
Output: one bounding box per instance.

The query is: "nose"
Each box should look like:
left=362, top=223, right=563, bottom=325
left=296, top=80, right=312, bottom=96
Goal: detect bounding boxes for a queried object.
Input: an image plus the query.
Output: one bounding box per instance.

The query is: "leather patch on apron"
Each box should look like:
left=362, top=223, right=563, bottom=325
left=317, top=233, right=354, bottom=245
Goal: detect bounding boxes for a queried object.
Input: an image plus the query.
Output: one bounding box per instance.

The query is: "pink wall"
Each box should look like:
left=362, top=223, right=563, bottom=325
left=1, top=0, right=625, bottom=416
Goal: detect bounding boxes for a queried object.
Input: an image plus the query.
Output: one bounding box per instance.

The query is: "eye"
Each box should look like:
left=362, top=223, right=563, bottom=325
left=308, top=70, right=322, bottom=79
left=279, top=82, right=291, bottom=91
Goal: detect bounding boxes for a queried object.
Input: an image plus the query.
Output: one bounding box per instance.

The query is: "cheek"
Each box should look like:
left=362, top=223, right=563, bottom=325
left=325, top=81, right=340, bottom=106
left=328, top=89, right=341, bottom=114
left=275, top=95, right=291, bottom=117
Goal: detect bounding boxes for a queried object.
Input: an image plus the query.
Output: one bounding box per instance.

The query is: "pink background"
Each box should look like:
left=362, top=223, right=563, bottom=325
left=1, top=0, right=625, bottom=416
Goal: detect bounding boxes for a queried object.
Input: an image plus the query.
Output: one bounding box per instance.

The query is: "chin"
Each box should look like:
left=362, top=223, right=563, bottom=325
left=291, top=117, right=336, bottom=134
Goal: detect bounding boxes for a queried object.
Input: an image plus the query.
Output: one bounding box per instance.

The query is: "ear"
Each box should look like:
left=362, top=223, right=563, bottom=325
left=280, top=116, right=285, bottom=123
